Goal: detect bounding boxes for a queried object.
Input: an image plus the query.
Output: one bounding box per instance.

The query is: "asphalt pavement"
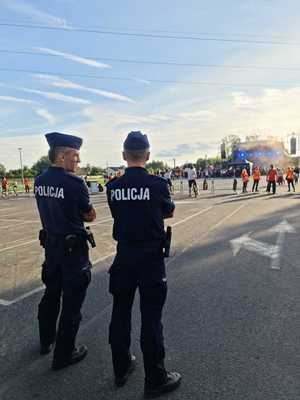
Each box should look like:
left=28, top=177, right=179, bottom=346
left=0, top=181, right=300, bottom=400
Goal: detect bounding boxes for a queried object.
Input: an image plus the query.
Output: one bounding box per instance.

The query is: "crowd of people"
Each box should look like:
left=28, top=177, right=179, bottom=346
left=239, top=164, right=299, bottom=194
left=1, top=164, right=299, bottom=198
left=1, top=176, right=31, bottom=197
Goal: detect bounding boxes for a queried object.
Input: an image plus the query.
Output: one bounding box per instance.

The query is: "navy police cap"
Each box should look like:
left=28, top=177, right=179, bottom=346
left=123, top=131, right=150, bottom=151
left=45, top=132, right=83, bottom=150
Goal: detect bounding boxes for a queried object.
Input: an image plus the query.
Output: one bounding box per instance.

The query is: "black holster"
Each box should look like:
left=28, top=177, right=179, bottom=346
left=39, top=229, right=46, bottom=248
left=163, top=226, right=172, bottom=258
left=65, top=234, right=78, bottom=253
left=86, top=226, right=96, bottom=248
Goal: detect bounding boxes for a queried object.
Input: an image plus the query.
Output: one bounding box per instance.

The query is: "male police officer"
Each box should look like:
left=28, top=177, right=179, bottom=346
left=34, top=132, right=96, bottom=370
left=106, top=131, right=181, bottom=398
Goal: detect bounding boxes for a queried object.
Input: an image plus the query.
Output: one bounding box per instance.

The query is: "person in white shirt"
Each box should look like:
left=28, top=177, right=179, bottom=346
left=164, top=169, right=173, bottom=194
left=185, top=167, right=197, bottom=197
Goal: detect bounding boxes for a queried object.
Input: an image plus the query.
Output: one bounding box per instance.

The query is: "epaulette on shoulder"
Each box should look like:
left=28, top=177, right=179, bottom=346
left=105, top=176, right=119, bottom=186
left=34, top=169, right=46, bottom=181
left=68, top=173, right=84, bottom=184
left=149, top=175, right=167, bottom=185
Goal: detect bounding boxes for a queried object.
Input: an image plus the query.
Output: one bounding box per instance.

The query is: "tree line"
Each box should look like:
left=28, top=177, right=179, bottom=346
left=1, top=155, right=222, bottom=179
left=0, top=156, right=108, bottom=179
left=2, top=133, right=263, bottom=178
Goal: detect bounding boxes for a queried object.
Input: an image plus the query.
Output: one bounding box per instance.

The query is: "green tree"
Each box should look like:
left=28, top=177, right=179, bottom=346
left=221, top=135, right=241, bottom=158
left=78, top=164, right=106, bottom=176
left=245, top=134, right=259, bottom=142
left=196, top=156, right=221, bottom=170
left=23, top=165, right=34, bottom=178
left=0, top=164, right=6, bottom=177
left=31, top=156, right=51, bottom=176
left=90, top=166, right=103, bottom=175
left=7, top=169, right=22, bottom=178
left=146, top=160, right=168, bottom=173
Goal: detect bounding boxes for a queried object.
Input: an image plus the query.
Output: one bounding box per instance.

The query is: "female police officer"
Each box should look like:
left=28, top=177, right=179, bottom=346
left=106, top=131, right=181, bottom=398
left=34, top=132, right=96, bottom=370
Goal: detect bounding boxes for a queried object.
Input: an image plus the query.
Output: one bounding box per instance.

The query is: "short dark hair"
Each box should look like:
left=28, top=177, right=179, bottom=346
left=123, top=148, right=149, bottom=162
left=48, top=146, right=69, bottom=163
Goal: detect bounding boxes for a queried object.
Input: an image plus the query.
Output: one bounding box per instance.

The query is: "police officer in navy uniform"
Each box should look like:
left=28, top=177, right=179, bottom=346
left=34, top=132, right=96, bottom=370
left=106, top=131, right=181, bottom=398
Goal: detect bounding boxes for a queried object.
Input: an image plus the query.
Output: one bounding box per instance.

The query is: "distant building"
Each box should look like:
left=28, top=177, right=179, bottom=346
left=285, top=133, right=300, bottom=156
left=107, top=166, right=125, bottom=175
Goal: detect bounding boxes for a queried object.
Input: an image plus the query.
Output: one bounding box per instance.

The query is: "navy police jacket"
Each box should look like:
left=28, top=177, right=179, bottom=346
left=34, top=166, right=92, bottom=235
left=106, top=167, right=175, bottom=244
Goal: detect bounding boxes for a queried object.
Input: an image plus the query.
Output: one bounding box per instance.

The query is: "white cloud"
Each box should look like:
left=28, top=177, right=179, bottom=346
left=35, top=47, right=111, bottom=69
left=1, top=0, right=68, bottom=27
left=0, top=133, right=48, bottom=170
left=179, top=110, right=216, bottom=121
left=133, top=78, right=151, bottom=85
left=35, top=108, right=56, bottom=124
left=231, top=92, right=256, bottom=109
left=33, top=74, right=135, bottom=103
left=20, top=87, right=90, bottom=104
left=0, top=95, right=35, bottom=104
left=4, top=10, right=300, bottom=168
left=79, top=107, right=173, bottom=127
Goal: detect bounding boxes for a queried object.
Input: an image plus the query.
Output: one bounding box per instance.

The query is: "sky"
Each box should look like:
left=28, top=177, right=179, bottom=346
left=1, top=0, right=300, bottom=169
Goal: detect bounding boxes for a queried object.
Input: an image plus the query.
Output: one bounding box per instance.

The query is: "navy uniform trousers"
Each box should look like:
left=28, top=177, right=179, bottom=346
left=109, top=243, right=168, bottom=387
left=38, top=236, right=91, bottom=363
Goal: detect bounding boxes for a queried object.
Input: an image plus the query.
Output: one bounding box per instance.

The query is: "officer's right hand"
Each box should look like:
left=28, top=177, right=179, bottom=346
left=82, top=207, right=96, bottom=222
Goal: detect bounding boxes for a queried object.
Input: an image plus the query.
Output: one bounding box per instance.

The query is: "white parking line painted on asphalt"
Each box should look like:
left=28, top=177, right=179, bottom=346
left=0, top=207, right=16, bottom=212
left=90, top=217, right=112, bottom=226
left=92, top=251, right=115, bottom=265
left=0, top=203, right=244, bottom=306
left=0, top=286, right=44, bottom=306
left=0, top=217, right=112, bottom=252
left=0, top=217, right=26, bottom=222
left=2, top=209, right=39, bottom=218
left=168, top=203, right=246, bottom=263
left=231, top=233, right=277, bottom=259
left=0, top=207, right=250, bottom=396
left=230, top=219, right=296, bottom=270
left=171, top=206, right=213, bottom=227
left=0, top=220, right=40, bottom=230
left=271, top=220, right=296, bottom=270
left=93, top=204, right=109, bottom=209
left=1, top=236, right=37, bottom=247
left=97, top=223, right=113, bottom=227
left=80, top=200, right=230, bottom=330
left=174, top=200, right=201, bottom=205
left=0, top=206, right=215, bottom=306
left=207, top=203, right=245, bottom=232
left=0, top=252, right=116, bottom=306
left=0, top=238, right=38, bottom=253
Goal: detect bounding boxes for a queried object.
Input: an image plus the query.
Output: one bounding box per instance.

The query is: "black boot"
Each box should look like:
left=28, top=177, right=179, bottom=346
left=144, top=371, right=182, bottom=398
left=52, top=345, right=88, bottom=370
left=40, top=343, right=54, bottom=355
left=115, top=355, right=136, bottom=387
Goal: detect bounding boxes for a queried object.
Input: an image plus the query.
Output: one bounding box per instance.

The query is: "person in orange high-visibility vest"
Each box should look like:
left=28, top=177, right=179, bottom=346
left=252, top=167, right=260, bottom=192
left=286, top=167, right=295, bottom=192
left=266, top=164, right=277, bottom=194
left=241, top=169, right=249, bottom=193
left=1, top=176, right=8, bottom=197
left=24, top=177, right=30, bottom=193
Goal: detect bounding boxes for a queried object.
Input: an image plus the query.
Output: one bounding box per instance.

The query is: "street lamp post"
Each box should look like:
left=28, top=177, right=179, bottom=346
left=173, top=158, right=176, bottom=169
left=18, top=147, right=24, bottom=184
